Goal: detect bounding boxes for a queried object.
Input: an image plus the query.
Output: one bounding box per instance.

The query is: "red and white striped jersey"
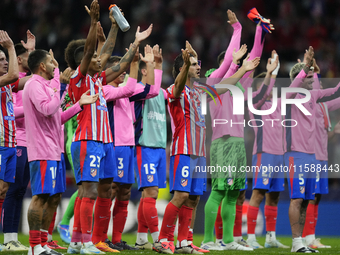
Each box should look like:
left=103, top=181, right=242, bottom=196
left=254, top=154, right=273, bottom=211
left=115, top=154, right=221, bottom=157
left=167, top=84, right=206, bottom=157
left=0, top=80, right=19, bottom=148
left=68, top=66, right=113, bottom=143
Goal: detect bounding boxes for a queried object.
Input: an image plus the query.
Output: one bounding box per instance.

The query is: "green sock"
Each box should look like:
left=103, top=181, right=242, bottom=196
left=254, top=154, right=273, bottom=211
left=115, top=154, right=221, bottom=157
left=221, top=189, right=240, bottom=244
left=60, top=190, right=78, bottom=225
left=203, top=190, right=224, bottom=243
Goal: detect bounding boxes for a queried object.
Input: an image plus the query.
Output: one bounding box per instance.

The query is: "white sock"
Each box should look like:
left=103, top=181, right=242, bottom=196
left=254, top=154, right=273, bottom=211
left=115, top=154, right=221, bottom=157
left=305, top=234, right=315, bottom=245
left=151, top=231, right=159, bottom=243
left=136, top=232, right=148, bottom=245
left=266, top=231, right=276, bottom=242
left=292, top=237, right=304, bottom=251
left=247, top=234, right=256, bottom=240
left=159, top=238, right=168, bottom=243
left=4, top=233, right=17, bottom=243
left=234, top=236, right=242, bottom=242
left=48, top=234, right=53, bottom=242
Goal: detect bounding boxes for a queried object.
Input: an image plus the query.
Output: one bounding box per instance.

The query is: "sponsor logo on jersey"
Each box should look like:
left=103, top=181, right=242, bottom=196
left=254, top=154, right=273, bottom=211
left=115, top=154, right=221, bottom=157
left=118, top=170, right=124, bottom=178
left=91, top=168, right=97, bottom=177
left=147, top=175, right=154, bottom=183
left=181, top=178, right=188, bottom=187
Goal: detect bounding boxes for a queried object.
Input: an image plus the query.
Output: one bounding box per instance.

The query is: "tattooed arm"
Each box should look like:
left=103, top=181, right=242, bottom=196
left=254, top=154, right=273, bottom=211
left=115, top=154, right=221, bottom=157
left=98, top=9, right=118, bottom=74
left=104, top=24, right=153, bottom=83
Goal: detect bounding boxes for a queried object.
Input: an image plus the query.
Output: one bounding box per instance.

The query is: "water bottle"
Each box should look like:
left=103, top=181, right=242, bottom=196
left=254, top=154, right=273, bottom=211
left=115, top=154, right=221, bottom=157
left=109, top=4, right=130, bottom=32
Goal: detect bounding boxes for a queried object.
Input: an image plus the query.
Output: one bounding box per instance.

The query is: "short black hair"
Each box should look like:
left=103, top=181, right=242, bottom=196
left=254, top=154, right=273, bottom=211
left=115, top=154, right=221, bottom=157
left=105, top=56, right=121, bottom=69
left=28, top=49, right=49, bottom=74
left=64, top=39, right=86, bottom=70
left=138, top=60, right=147, bottom=81
left=15, top=43, right=27, bottom=57
left=74, top=45, right=85, bottom=68
left=172, top=52, right=194, bottom=79
left=217, top=51, right=225, bottom=66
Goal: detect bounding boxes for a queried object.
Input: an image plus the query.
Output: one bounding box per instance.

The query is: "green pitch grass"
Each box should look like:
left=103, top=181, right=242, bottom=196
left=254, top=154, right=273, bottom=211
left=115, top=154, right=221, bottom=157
left=5, top=234, right=340, bottom=254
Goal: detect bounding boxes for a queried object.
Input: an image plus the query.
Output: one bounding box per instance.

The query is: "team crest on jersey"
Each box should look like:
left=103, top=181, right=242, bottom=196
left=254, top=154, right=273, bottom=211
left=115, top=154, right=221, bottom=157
left=52, top=180, right=56, bottom=189
left=118, top=170, right=124, bottom=178
left=263, top=178, right=269, bottom=185
left=16, top=148, right=22, bottom=157
left=300, top=186, right=305, bottom=194
left=227, top=178, right=233, bottom=186
left=91, top=168, right=97, bottom=177
left=147, top=175, right=154, bottom=183
left=181, top=178, right=188, bottom=187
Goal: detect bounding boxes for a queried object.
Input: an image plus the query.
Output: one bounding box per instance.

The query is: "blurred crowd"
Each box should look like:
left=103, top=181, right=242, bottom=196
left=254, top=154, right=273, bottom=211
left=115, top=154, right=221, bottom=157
left=1, top=0, right=340, bottom=189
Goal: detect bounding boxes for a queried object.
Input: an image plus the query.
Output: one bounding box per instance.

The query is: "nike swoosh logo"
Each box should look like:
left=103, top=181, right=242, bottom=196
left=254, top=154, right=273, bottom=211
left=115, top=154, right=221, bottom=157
left=211, top=211, right=217, bottom=214
left=151, top=216, right=157, bottom=219
left=167, top=225, right=172, bottom=227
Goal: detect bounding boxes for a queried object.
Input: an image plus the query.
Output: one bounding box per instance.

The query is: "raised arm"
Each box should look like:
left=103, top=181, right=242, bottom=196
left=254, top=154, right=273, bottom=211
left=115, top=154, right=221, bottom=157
left=105, top=24, right=153, bottom=83
left=98, top=9, right=119, bottom=73
left=79, top=0, right=100, bottom=76
left=21, top=29, right=36, bottom=53
left=210, top=10, right=242, bottom=79
left=0, top=31, right=19, bottom=87
left=96, top=22, right=106, bottom=56
left=224, top=44, right=247, bottom=78
left=215, top=54, right=260, bottom=95
left=172, top=49, right=190, bottom=98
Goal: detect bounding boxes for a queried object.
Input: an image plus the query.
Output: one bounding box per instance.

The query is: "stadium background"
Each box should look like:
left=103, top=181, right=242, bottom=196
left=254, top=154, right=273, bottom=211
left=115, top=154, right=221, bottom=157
left=0, top=0, right=340, bottom=236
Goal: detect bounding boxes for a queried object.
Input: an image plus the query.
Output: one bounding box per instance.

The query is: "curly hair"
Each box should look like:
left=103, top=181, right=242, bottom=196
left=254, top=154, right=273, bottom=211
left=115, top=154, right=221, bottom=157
left=64, top=39, right=86, bottom=70
left=289, top=63, right=305, bottom=82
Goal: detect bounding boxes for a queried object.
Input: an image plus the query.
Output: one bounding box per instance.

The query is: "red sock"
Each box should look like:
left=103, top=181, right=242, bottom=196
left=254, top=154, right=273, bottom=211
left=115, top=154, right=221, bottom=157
left=168, top=223, right=176, bottom=242
left=159, top=202, right=179, bottom=241
left=102, top=200, right=112, bottom=241
left=92, top=197, right=111, bottom=244
left=143, top=197, right=159, bottom=234
left=264, top=205, right=277, bottom=232
left=71, top=197, right=82, bottom=243
left=137, top=198, right=148, bottom=233
left=112, top=199, right=129, bottom=244
left=48, top=212, right=57, bottom=236
left=215, top=205, right=223, bottom=239
left=41, top=230, right=48, bottom=247
left=247, top=205, right=258, bottom=235
left=80, top=197, right=95, bottom=243
left=29, top=230, right=41, bottom=247
left=302, top=204, right=315, bottom=237
left=187, top=229, right=193, bottom=242
left=234, top=205, right=243, bottom=237
left=177, top=205, right=193, bottom=246
left=314, top=204, right=318, bottom=230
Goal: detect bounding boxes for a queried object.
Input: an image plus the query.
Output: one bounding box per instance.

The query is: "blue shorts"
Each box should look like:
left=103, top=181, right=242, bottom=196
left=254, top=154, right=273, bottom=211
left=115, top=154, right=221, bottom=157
left=0, top=146, right=16, bottom=183
left=284, top=151, right=316, bottom=200
left=252, top=153, right=285, bottom=192
left=114, top=146, right=135, bottom=184
left=53, top=153, right=66, bottom=195
left=71, top=141, right=104, bottom=184
left=101, top=143, right=115, bottom=180
left=29, top=160, right=60, bottom=196
left=315, top=160, right=328, bottom=194
left=169, top=155, right=206, bottom=195
left=135, top=146, right=167, bottom=191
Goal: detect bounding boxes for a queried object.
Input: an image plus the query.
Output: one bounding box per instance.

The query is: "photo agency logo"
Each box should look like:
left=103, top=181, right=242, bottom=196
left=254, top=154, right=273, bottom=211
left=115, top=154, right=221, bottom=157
left=199, top=82, right=312, bottom=128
